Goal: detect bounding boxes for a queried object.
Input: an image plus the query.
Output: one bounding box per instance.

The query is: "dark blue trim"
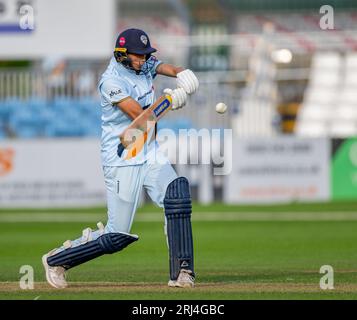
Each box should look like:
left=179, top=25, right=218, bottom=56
left=0, top=24, right=34, bottom=33
left=117, top=143, right=125, bottom=157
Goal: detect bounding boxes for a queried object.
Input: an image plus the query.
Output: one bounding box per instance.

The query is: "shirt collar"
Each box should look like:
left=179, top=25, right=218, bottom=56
left=110, top=56, right=138, bottom=76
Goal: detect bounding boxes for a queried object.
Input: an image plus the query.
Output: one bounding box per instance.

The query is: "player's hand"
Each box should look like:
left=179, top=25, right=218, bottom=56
left=164, top=88, right=187, bottom=110
left=176, top=69, right=199, bottom=94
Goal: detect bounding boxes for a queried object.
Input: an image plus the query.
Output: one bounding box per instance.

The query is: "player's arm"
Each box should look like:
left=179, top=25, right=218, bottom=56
left=156, top=63, right=184, bottom=77
left=115, top=97, right=144, bottom=120
left=117, top=88, right=187, bottom=159
left=156, top=63, right=199, bottom=94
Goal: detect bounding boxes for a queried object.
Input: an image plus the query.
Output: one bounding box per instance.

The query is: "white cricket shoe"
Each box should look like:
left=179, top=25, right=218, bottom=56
left=168, top=269, right=195, bottom=288
left=42, top=249, right=68, bottom=289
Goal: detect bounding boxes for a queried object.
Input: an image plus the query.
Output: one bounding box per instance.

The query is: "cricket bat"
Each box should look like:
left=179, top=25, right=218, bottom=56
left=117, top=94, right=173, bottom=160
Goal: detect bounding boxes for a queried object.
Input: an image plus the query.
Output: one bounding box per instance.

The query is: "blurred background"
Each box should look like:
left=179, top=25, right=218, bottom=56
left=0, top=0, right=357, bottom=208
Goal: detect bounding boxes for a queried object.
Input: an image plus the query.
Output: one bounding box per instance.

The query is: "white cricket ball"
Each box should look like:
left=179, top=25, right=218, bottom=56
left=215, top=102, right=227, bottom=114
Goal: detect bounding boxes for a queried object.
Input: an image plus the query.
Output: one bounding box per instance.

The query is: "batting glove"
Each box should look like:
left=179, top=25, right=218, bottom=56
left=164, top=87, right=187, bottom=110
left=176, top=69, right=199, bottom=94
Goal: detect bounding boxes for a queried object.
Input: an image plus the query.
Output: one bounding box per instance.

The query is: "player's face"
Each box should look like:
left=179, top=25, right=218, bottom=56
left=127, top=53, right=146, bottom=71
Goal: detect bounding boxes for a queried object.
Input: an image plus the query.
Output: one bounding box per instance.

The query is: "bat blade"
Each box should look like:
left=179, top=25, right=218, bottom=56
left=119, top=94, right=173, bottom=160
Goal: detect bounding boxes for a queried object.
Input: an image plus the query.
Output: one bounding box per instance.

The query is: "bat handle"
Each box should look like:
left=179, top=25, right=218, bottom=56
left=117, top=143, right=125, bottom=157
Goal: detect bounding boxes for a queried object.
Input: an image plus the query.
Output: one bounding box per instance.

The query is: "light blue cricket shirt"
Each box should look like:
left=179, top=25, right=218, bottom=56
left=98, top=56, right=162, bottom=167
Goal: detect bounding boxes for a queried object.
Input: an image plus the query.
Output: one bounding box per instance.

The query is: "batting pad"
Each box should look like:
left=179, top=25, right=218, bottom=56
left=47, top=232, right=138, bottom=270
left=164, top=177, right=194, bottom=281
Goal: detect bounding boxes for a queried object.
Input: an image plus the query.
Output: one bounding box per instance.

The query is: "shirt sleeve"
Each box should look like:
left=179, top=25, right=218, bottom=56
left=147, top=56, right=163, bottom=79
left=99, top=78, right=131, bottom=105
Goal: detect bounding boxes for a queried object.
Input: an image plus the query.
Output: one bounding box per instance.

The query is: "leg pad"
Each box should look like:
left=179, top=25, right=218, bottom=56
left=47, top=232, right=138, bottom=270
left=164, top=177, right=194, bottom=281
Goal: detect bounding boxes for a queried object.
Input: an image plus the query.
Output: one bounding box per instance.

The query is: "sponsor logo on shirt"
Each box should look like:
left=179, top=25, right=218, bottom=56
left=109, top=89, right=122, bottom=98
left=138, top=88, right=153, bottom=101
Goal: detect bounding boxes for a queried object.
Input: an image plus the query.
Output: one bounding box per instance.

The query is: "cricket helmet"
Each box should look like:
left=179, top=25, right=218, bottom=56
left=114, top=28, right=157, bottom=74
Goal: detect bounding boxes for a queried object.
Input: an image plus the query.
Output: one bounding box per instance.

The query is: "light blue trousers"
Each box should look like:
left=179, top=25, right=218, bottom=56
left=55, top=158, right=178, bottom=252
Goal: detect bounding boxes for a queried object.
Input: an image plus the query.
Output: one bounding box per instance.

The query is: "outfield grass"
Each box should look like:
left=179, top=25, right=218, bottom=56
left=1, top=199, right=357, bottom=214
left=1, top=201, right=357, bottom=299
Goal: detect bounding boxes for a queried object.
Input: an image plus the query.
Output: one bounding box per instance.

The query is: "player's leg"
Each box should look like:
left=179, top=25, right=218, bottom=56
left=143, top=159, right=195, bottom=288
left=103, top=165, right=145, bottom=233
left=42, top=165, right=145, bottom=288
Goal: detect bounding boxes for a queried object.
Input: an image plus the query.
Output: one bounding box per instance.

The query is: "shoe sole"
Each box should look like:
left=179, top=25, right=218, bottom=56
left=168, top=280, right=194, bottom=288
left=41, top=254, right=67, bottom=289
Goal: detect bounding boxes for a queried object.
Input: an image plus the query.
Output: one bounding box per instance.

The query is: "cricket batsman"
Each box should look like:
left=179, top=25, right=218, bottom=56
left=42, top=28, right=199, bottom=289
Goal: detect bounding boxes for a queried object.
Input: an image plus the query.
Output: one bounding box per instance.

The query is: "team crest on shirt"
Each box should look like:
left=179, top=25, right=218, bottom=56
left=140, top=35, right=148, bottom=46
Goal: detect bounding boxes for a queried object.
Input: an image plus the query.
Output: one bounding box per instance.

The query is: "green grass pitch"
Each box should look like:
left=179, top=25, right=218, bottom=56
left=1, top=201, right=357, bottom=300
